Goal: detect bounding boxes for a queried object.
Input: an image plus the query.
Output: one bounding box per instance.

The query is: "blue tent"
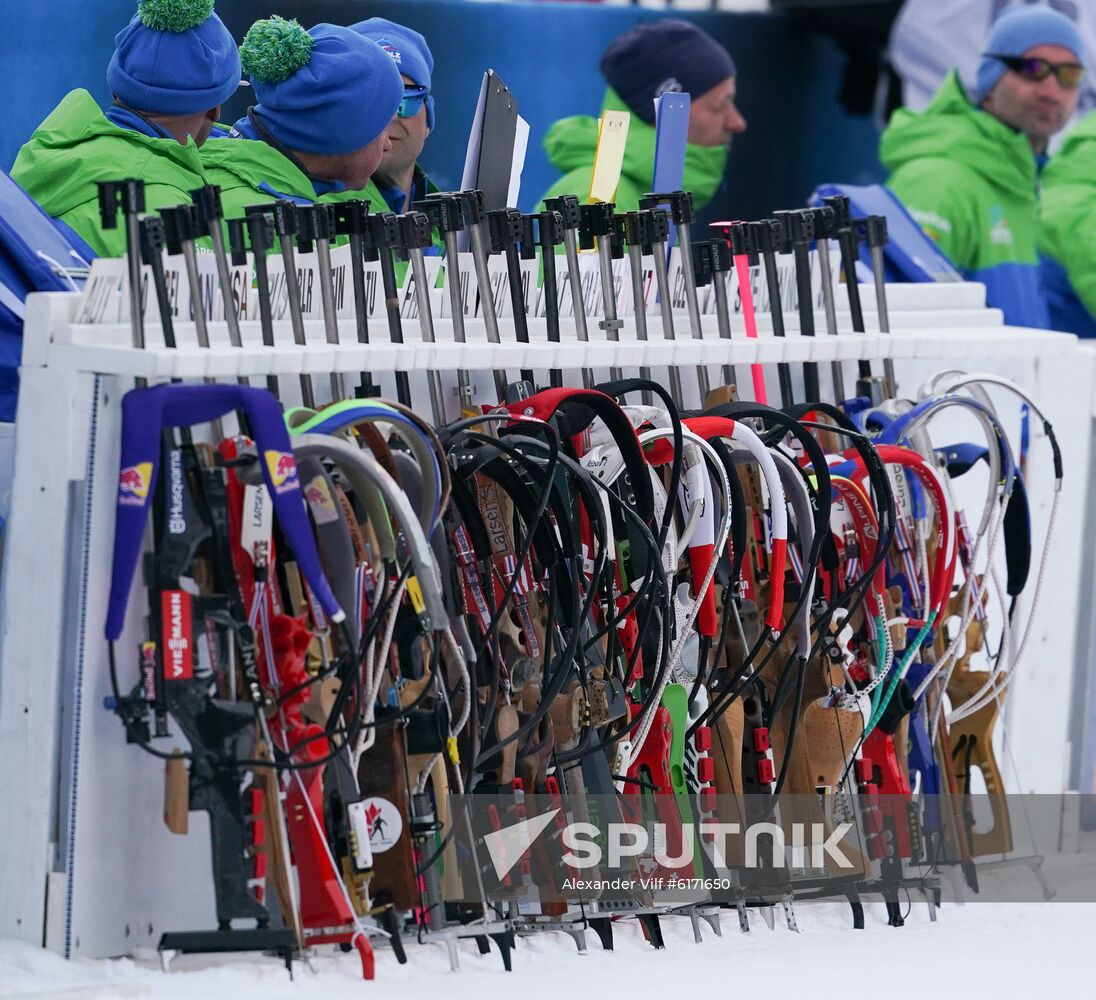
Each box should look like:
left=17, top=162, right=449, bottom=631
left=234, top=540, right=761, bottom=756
left=0, top=169, right=95, bottom=422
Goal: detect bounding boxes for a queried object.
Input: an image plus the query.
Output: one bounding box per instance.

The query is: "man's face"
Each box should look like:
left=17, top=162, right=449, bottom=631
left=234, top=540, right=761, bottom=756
left=340, top=130, right=394, bottom=190
left=687, top=77, right=747, bottom=148
left=378, top=73, right=430, bottom=180
left=982, top=43, right=1082, bottom=146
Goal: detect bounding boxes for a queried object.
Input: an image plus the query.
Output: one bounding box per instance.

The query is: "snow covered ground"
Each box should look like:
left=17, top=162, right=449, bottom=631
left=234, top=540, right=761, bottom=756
left=2, top=901, right=1092, bottom=1000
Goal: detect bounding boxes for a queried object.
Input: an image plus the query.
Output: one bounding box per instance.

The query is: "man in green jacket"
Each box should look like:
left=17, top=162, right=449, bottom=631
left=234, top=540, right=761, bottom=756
left=1039, top=110, right=1096, bottom=337
left=879, top=6, right=1084, bottom=329
left=11, top=0, right=240, bottom=256
left=201, top=16, right=402, bottom=221
left=536, top=19, right=746, bottom=213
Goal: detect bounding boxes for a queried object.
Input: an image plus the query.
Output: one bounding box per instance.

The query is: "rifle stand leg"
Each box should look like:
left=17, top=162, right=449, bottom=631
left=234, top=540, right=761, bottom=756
left=700, top=908, right=722, bottom=937
left=735, top=900, right=750, bottom=933
left=588, top=917, right=614, bottom=951
left=475, top=934, right=491, bottom=955
left=489, top=931, right=514, bottom=971
left=377, top=908, right=407, bottom=964
left=564, top=928, right=588, bottom=953
left=1029, top=859, right=1055, bottom=901
left=845, top=888, right=865, bottom=929
left=885, top=895, right=905, bottom=928
left=447, top=938, right=460, bottom=972
left=638, top=913, right=665, bottom=949
left=923, top=889, right=938, bottom=922
left=689, top=910, right=703, bottom=943
left=352, top=933, right=375, bottom=980
left=758, top=905, right=776, bottom=930
left=944, top=865, right=967, bottom=903
left=782, top=895, right=799, bottom=933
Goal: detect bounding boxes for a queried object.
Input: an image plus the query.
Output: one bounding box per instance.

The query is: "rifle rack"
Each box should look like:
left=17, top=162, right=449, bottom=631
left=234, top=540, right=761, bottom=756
left=0, top=280, right=1092, bottom=962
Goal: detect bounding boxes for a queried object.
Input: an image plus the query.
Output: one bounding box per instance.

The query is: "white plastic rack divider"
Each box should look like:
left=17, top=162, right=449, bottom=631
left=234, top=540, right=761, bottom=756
left=0, top=285, right=1092, bottom=961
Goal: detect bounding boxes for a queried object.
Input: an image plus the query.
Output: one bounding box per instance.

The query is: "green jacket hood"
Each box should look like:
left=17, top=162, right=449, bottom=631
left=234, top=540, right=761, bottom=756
left=542, top=88, right=727, bottom=208
left=1042, top=109, right=1096, bottom=189
left=199, top=134, right=317, bottom=207
left=11, top=89, right=206, bottom=217
left=880, top=71, right=1037, bottom=197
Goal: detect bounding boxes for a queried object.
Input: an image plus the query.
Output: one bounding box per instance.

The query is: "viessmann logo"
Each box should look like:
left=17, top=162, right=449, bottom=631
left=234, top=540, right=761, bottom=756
left=160, top=589, right=192, bottom=680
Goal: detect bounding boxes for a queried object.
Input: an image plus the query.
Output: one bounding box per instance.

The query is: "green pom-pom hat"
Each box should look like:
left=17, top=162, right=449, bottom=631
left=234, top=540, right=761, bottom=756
left=108, top=1, right=240, bottom=115
left=240, top=16, right=315, bottom=85
left=136, top=0, right=215, bottom=33
left=240, top=20, right=402, bottom=156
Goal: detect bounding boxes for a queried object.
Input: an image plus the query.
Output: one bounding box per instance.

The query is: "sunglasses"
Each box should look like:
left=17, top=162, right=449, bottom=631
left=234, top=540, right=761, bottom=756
left=397, top=85, right=429, bottom=119
left=989, top=53, right=1085, bottom=89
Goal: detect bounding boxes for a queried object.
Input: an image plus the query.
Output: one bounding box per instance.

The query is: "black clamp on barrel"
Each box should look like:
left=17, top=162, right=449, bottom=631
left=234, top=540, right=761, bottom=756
left=858, top=214, right=889, bottom=249
left=727, top=221, right=758, bottom=265
left=577, top=201, right=616, bottom=251
left=639, top=190, right=695, bottom=226
left=414, top=194, right=466, bottom=242
left=644, top=208, right=670, bottom=256
left=159, top=204, right=198, bottom=255
left=451, top=189, right=486, bottom=229
left=532, top=209, right=564, bottom=251
left=139, top=215, right=167, bottom=264
left=751, top=217, right=784, bottom=255
left=776, top=209, right=814, bottom=248
left=544, top=194, right=582, bottom=234
left=399, top=211, right=434, bottom=252
left=487, top=207, right=524, bottom=253
left=518, top=213, right=537, bottom=261
left=97, top=178, right=145, bottom=229
left=366, top=210, right=401, bottom=261
left=807, top=204, right=836, bottom=241
left=295, top=203, right=335, bottom=254
left=822, top=194, right=853, bottom=232
left=709, top=238, right=733, bottom=276
left=331, top=198, right=370, bottom=242
left=189, top=184, right=225, bottom=234
left=692, top=240, right=715, bottom=288
left=249, top=199, right=299, bottom=242
left=621, top=209, right=652, bottom=250
left=226, top=218, right=249, bottom=266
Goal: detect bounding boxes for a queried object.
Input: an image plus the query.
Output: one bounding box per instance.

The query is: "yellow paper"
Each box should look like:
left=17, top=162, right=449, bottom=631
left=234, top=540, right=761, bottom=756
left=588, top=110, right=630, bottom=205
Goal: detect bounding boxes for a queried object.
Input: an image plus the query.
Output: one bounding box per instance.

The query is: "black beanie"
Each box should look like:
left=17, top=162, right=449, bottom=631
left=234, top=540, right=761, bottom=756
left=600, top=19, right=736, bottom=125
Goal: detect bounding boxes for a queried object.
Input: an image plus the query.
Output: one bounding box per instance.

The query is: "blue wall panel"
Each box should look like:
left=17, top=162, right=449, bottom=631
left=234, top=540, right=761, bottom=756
left=4, top=0, right=884, bottom=223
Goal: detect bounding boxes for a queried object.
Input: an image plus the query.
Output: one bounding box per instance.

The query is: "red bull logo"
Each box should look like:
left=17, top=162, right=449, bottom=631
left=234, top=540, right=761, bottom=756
left=303, top=475, right=339, bottom=524
left=118, top=462, right=153, bottom=506
left=263, top=450, right=299, bottom=495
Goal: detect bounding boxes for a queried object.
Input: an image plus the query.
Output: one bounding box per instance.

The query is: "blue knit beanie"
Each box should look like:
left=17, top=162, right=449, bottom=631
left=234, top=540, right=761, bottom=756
left=975, top=5, right=1084, bottom=101
left=240, top=17, right=402, bottom=156
left=601, top=19, right=735, bottom=126
left=353, top=18, right=435, bottom=130
left=107, top=0, right=240, bottom=115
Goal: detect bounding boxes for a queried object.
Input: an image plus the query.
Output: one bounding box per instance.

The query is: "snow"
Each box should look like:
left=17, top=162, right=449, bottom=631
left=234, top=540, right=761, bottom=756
left=2, top=902, right=1092, bottom=1000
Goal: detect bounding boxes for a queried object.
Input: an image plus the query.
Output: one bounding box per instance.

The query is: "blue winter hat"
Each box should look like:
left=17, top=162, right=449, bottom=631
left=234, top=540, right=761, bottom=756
left=601, top=19, right=735, bottom=126
left=353, top=17, right=435, bottom=130
left=241, top=17, right=402, bottom=156
left=107, top=0, right=241, bottom=115
left=975, top=5, right=1084, bottom=101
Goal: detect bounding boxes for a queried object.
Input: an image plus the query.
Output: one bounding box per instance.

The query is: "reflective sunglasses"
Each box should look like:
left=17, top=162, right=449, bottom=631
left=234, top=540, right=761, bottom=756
left=397, top=85, right=429, bottom=119
left=990, top=53, right=1086, bottom=89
